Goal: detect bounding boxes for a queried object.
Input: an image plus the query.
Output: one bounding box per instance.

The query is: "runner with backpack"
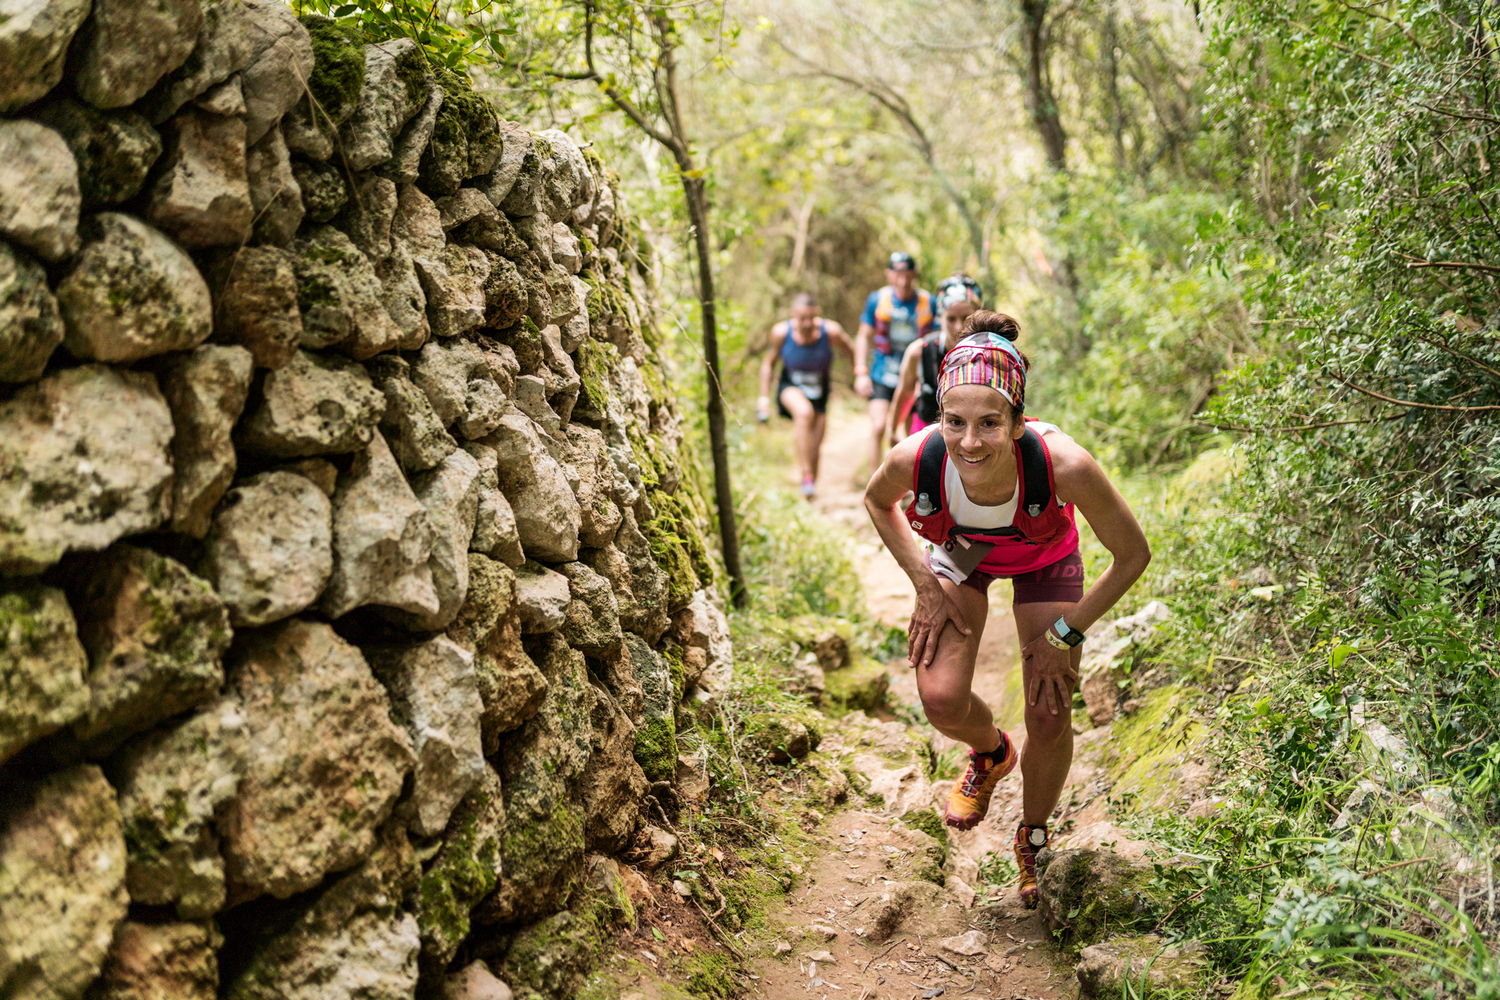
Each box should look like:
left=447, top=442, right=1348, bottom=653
left=862, top=311, right=1151, bottom=907
left=853, top=252, right=937, bottom=478
left=757, top=292, right=856, bottom=498
left=885, top=275, right=983, bottom=445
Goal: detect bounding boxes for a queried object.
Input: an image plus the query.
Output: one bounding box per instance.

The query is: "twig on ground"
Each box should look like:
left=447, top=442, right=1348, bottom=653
left=863, top=938, right=905, bottom=971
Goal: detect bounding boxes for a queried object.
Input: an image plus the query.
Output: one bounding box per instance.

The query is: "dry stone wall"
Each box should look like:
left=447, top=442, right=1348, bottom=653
left=0, top=3, right=730, bottom=998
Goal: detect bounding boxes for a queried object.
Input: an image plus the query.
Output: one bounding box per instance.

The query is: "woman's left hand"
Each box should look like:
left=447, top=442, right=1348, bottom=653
left=1020, top=635, right=1080, bottom=716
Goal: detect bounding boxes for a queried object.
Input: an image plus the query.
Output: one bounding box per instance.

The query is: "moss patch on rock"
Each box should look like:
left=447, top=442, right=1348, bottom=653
left=299, top=16, right=366, bottom=125
left=824, top=657, right=890, bottom=715
left=632, top=715, right=678, bottom=784
left=1037, top=849, right=1161, bottom=948
left=1105, top=685, right=1210, bottom=814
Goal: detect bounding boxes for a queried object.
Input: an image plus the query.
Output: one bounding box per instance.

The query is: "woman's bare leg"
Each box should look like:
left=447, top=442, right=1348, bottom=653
left=914, top=579, right=1003, bottom=752
left=1012, top=599, right=1081, bottom=827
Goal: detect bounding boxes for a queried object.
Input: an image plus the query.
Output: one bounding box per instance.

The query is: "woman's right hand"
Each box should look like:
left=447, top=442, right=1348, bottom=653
left=907, top=582, right=971, bottom=669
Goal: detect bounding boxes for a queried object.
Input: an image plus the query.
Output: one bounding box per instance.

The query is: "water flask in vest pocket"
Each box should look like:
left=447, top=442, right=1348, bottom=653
left=914, top=492, right=936, bottom=516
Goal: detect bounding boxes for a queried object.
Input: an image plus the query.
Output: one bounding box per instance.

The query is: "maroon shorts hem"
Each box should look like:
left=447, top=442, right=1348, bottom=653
left=950, top=549, right=1085, bottom=604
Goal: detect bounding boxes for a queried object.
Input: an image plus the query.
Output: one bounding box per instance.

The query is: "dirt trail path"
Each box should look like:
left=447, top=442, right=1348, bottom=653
left=743, top=400, right=1081, bottom=1000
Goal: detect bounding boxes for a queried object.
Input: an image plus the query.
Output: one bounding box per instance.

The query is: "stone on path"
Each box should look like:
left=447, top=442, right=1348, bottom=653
left=1075, top=934, right=1207, bottom=999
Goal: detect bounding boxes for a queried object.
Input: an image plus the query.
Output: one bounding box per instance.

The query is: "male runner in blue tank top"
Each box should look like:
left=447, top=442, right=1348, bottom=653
left=854, top=251, right=936, bottom=480
left=757, top=292, right=855, bottom=498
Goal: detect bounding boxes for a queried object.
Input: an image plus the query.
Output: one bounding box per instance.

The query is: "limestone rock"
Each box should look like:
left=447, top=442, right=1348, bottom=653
left=482, top=252, right=527, bottom=328
left=747, top=713, right=814, bottom=763
left=193, top=76, right=244, bottom=115
left=159, top=345, right=255, bottom=537
left=582, top=682, right=644, bottom=853
left=223, top=826, right=420, bottom=1000
left=381, top=76, right=443, bottom=185
left=56, top=213, right=213, bottom=363
left=416, top=243, right=489, bottom=339
left=0, top=0, right=91, bottom=112
left=441, top=962, right=512, bottom=1000
left=409, top=338, right=515, bottom=432
left=612, top=507, right=670, bottom=643
left=1037, top=849, right=1159, bottom=946
left=558, top=561, right=623, bottom=659
left=419, top=766, right=504, bottom=971
left=0, top=241, right=64, bottom=383
left=107, top=698, right=246, bottom=918
left=236, top=349, right=385, bottom=458
left=335, top=172, right=397, bottom=260
left=72, top=0, right=203, bottom=109
left=390, top=447, right=481, bottom=631
left=484, top=408, right=582, bottom=563
left=473, top=122, right=533, bottom=209
left=31, top=99, right=162, bottom=208
left=64, top=544, right=232, bottom=753
left=376, top=242, right=430, bottom=351
left=1075, top=935, right=1207, bottom=999
left=206, top=245, right=303, bottom=369
left=537, top=129, right=594, bottom=218
left=567, top=425, right=622, bottom=548
left=478, top=634, right=593, bottom=926
left=0, top=580, right=88, bottom=765
left=1080, top=601, right=1172, bottom=727
left=237, top=0, right=313, bottom=146
left=246, top=124, right=303, bottom=246
left=513, top=562, right=571, bottom=634
left=0, top=119, right=79, bottom=262
left=137, top=0, right=259, bottom=124
left=92, top=921, right=219, bottom=1000
left=282, top=15, right=365, bottom=160
left=552, top=222, right=582, bottom=275
left=0, top=765, right=129, bottom=1000
left=221, top=619, right=415, bottom=902
left=367, top=354, right=455, bottom=472
left=444, top=556, right=547, bottom=751
left=339, top=38, right=430, bottom=171
left=288, top=225, right=403, bottom=359
left=292, top=158, right=347, bottom=222
left=685, top=589, right=734, bottom=695
left=0, top=365, right=174, bottom=574
left=320, top=432, right=439, bottom=619
left=369, top=638, right=485, bottom=837
left=201, top=471, right=333, bottom=626
left=145, top=107, right=253, bottom=248
left=418, top=67, right=503, bottom=196
left=465, top=442, right=525, bottom=566
left=847, top=720, right=933, bottom=819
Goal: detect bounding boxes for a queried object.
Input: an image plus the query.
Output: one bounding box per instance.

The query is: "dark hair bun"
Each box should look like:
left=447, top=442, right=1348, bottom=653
left=960, top=310, right=1021, bottom=341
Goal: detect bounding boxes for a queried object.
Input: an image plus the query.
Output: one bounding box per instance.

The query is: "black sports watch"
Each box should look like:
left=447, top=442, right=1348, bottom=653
left=1045, top=616, right=1085, bottom=649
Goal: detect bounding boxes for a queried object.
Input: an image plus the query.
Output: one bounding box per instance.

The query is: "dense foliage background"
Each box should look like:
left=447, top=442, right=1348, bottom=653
left=336, top=0, right=1500, bottom=991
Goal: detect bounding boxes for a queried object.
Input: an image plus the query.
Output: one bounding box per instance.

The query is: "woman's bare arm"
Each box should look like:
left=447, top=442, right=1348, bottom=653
left=864, top=435, right=972, bottom=668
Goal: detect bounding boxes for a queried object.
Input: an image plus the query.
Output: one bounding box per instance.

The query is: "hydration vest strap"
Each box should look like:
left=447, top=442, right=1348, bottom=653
left=913, top=429, right=947, bottom=518
left=1017, top=426, right=1052, bottom=518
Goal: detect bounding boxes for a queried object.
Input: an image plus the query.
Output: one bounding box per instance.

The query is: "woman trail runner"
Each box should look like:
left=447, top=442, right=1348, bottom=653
left=757, top=292, right=855, bottom=498
left=863, top=311, right=1151, bottom=907
left=886, top=275, right=983, bottom=445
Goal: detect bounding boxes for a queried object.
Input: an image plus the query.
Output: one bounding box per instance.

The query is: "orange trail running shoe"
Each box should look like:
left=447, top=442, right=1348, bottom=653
left=1014, top=823, right=1048, bottom=908
left=943, top=730, right=1017, bottom=831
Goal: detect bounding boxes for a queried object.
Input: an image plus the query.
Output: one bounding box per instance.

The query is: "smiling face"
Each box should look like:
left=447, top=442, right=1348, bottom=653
left=887, top=266, right=918, bottom=298
left=939, top=383, right=1025, bottom=489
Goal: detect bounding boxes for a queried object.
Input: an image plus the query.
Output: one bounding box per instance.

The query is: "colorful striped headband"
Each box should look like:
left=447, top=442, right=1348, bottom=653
left=936, top=332, right=1026, bottom=411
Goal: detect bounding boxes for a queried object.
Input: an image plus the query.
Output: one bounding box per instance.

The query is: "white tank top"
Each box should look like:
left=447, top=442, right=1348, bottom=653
left=927, top=422, right=1071, bottom=582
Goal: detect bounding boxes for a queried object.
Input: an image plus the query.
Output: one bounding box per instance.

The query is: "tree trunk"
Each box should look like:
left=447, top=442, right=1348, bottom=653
left=681, top=172, right=746, bottom=607
left=1021, top=0, right=1068, bottom=171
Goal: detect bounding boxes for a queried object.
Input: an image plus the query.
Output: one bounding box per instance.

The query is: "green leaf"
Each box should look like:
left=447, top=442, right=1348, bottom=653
left=651, top=926, right=666, bottom=941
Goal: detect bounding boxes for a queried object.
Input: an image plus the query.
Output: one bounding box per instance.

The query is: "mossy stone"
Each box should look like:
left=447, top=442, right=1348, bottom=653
left=299, top=16, right=366, bottom=126
left=632, top=715, right=677, bottom=784
left=1036, top=848, right=1161, bottom=947
left=824, top=657, right=890, bottom=714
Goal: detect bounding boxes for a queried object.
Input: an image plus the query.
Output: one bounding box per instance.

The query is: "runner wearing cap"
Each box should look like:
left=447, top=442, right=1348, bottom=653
left=863, top=310, right=1151, bottom=908
left=757, top=292, right=856, bottom=498
left=854, top=252, right=936, bottom=477
left=886, top=276, right=983, bottom=444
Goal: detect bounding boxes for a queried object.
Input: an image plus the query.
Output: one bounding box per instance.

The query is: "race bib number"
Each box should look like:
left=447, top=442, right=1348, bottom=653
left=789, top=369, right=823, bottom=399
